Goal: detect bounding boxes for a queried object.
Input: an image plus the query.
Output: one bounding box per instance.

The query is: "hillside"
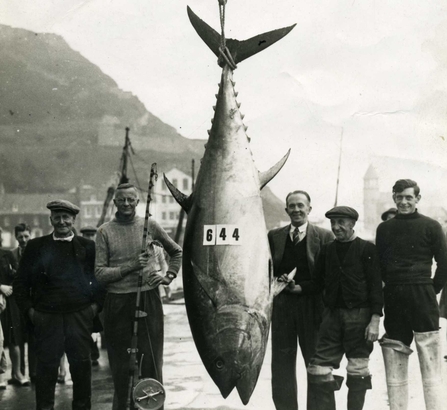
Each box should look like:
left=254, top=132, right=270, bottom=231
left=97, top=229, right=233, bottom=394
left=0, top=23, right=286, bottom=228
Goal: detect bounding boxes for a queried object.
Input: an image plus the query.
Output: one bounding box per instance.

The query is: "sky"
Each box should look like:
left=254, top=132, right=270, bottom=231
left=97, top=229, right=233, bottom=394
left=1, top=0, right=447, bottom=219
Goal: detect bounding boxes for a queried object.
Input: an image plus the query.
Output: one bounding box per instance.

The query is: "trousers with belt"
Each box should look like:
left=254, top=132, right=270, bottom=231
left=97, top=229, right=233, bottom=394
left=271, top=291, right=322, bottom=410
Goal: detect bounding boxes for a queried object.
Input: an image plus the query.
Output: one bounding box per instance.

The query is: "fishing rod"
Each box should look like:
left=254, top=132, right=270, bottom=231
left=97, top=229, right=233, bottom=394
left=334, top=127, right=344, bottom=207
left=127, top=163, right=165, bottom=410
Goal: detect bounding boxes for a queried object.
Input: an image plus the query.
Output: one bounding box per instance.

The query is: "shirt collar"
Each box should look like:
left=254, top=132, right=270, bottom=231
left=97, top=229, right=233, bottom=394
left=290, top=222, right=308, bottom=234
left=53, top=233, right=75, bottom=242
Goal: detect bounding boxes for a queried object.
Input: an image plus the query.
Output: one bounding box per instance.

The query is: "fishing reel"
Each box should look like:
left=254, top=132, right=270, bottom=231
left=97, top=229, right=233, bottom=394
left=132, top=378, right=165, bottom=410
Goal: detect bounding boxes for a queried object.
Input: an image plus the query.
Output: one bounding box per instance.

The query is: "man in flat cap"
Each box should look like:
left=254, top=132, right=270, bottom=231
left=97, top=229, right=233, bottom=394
left=376, top=179, right=447, bottom=410
left=294, top=206, right=382, bottom=410
left=268, top=190, right=334, bottom=410
left=380, top=207, right=397, bottom=222
left=80, top=226, right=97, bottom=241
left=14, top=199, right=102, bottom=410
left=95, top=183, right=182, bottom=410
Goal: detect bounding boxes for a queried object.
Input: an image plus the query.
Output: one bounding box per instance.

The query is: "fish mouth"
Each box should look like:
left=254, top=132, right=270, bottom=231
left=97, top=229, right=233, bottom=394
left=205, top=309, right=267, bottom=404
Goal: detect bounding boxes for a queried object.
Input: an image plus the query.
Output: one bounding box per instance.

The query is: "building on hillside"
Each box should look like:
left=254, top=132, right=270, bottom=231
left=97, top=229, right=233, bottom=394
left=0, top=184, right=112, bottom=248
left=363, top=156, right=447, bottom=236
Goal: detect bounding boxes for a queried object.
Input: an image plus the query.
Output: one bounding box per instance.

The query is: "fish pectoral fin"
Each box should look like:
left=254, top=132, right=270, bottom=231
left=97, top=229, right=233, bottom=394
left=163, top=174, right=192, bottom=213
left=259, top=149, right=291, bottom=190
left=191, top=261, right=232, bottom=307
left=272, top=268, right=296, bottom=297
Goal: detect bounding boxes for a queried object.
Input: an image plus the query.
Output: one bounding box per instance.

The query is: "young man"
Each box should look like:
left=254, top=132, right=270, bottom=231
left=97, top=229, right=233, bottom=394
left=95, top=183, right=182, bottom=410
left=296, top=206, right=382, bottom=410
left=14, top=200, right=102, bottom=410
left=268, top=190, right=334, bottom=410
left=376, top=179, right=447, bottom=410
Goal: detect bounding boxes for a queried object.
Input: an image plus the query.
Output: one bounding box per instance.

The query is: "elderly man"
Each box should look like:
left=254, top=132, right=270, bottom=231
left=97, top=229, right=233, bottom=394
left=95, top=183, right=182, bottom=410
left=296, top=206, right=383, bottom=410
left=268, top=190, right=334, bottom=410
left=14, top=200, right=101, bottom=410
left=376, top=179, right=447, bottom=410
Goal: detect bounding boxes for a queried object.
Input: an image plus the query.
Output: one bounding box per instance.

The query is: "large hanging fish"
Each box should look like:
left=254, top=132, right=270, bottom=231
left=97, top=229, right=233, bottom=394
left=165, top=6, right=295, bottom=404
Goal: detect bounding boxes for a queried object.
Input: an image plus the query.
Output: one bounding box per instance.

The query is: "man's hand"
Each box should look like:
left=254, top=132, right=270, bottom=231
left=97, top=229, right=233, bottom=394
left=277, top=274, right=291, bottom=283
left=133, top=252, right=149, bottom=270
left=365, top=314, right=380, bottom=342
left=0, top=284, right=13, bottom=296
left=146, top=273, right=172, bottom=288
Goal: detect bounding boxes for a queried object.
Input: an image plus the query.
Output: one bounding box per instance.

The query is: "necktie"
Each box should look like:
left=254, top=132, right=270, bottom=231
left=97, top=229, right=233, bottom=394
left=293, top=227, right=301, bottom=245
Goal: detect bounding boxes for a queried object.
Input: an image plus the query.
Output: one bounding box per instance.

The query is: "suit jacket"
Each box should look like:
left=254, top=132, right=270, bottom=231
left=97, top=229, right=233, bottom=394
left=13, top=234, right=103, bottom=318
left=268, top=223, right=334, bottom=279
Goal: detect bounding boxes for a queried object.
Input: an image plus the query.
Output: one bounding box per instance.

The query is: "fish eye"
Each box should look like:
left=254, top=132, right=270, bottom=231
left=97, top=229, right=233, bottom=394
left=215, top=358, right=225, bottom=370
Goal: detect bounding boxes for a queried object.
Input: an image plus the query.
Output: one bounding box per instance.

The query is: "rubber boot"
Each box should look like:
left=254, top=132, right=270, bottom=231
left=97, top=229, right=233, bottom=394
left=379, top=336, right=412, bottom=410
left=346, top=375, right=372, bottom=410
left=414, top=331, right=443, bottom=410
left=307, top=373, right=343, bottom=410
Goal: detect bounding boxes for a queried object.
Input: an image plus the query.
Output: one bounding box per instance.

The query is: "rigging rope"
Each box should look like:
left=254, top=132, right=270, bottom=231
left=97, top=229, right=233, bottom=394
left=218, top=0, right=237, bottom=70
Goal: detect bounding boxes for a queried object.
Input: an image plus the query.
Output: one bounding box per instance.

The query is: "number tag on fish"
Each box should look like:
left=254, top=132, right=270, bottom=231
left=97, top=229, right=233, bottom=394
left=203, top=225, right=242, bottom=246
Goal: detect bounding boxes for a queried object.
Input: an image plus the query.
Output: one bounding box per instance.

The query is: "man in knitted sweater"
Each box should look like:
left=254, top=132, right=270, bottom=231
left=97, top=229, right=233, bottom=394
left=95, top=183, right=182, bottom=410
left=376, top=179, right=447, bottom=410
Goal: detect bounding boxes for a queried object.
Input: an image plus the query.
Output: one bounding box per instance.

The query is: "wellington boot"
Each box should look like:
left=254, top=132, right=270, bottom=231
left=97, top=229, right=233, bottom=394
left=307, top=374, right=343, bottom=410
left=414, top=331, right=443, bottom=410
left=346, top=375, right=372, bottom=410
left=379, top=336, right=412, bottom=410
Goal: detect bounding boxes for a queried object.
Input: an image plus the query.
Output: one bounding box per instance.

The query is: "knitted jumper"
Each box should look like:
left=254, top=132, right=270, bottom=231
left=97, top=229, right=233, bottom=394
left=95, top=214, right=182, bottom=294
left=376, top=210, right=447, bottom=293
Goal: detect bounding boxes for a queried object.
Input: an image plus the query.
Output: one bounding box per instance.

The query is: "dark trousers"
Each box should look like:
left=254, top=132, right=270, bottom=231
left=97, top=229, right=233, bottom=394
left=384, top=284, right=439, bottom=346
left=104, top=290, right=164, bottom=410
left=271, top=293, right=322, bottom=410
left=33, top=306, right=94, bottom=410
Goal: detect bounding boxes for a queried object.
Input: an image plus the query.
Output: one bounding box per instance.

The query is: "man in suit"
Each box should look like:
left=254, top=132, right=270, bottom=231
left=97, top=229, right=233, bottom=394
left=268, top=190, right=334, bottom=410
left=14, top=200, right=103, bottom=410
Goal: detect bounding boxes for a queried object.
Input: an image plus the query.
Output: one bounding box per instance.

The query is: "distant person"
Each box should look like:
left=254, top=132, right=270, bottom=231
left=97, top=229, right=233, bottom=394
left=295, top=206, right=382, bottom=410
left=0, top=232, right=29, bottom=387
left=376, top=179, right=447, bottom=410
left=11, top=223, right=33, bottom=382
left=80, top=226, right=97, bottom=241
left=14, top=200, right=102, bottom=410
left=268, top=190, right=333, bottom=410
left=95, top=183, right=182, bottom=410
left=380, top=207, right=397, bottom=222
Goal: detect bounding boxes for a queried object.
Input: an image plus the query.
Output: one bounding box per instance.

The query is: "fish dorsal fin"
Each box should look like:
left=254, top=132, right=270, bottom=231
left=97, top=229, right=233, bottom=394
left=187, top=6, right=296, bottom=66
left=259, top=149, right=291, bottom=190
left=163, top=174, right=192, bottom=213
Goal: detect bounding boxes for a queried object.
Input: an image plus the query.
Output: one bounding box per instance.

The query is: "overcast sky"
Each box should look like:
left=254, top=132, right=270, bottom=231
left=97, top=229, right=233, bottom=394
left=1, top=0, right=447, bottom=219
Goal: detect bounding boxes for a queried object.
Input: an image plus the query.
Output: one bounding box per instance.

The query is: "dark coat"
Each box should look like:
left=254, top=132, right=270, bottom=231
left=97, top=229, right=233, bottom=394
left=13, top=234, right=103, bottom=321
left=268, top=223, right=334, bottom=278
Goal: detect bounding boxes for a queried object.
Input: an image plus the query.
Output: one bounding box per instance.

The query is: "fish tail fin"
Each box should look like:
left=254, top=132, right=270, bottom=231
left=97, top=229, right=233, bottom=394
left=163, top=174, right=192, bottom=213
left=187, top=6, right=296, bottom=66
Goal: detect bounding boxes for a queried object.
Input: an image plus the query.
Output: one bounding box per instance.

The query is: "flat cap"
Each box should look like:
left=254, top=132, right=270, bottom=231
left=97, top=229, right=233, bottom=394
left=381, top=207, right=397, bottom=222
left=325, top=206, right=359, bottom=221
left=46, top=200, right=80, bottom=215
left=80, top=225, right=97, bottom=233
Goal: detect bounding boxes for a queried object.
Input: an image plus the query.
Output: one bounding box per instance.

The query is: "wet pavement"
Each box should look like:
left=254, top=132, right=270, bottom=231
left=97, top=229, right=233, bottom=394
left=1, top=301, right=447, bottom=409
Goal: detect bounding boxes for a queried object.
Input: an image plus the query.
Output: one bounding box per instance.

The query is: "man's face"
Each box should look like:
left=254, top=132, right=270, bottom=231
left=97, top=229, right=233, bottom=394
left=393, top=187, right=420, bottom=215
left=16, top=230, right=31, bottom=248
left=50, top=211, right=76, bottom=237
left=285, top=193, right=312, bottom=227
left=82, top=232, right=96, bottom=241
left=330, top=218, right=355, bottom=242
left=114, top=188, right=139, bottom=216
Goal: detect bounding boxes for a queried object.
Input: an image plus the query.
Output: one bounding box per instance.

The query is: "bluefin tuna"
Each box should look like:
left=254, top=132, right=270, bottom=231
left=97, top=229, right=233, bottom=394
left=164, top=7, right=296, bottom=404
